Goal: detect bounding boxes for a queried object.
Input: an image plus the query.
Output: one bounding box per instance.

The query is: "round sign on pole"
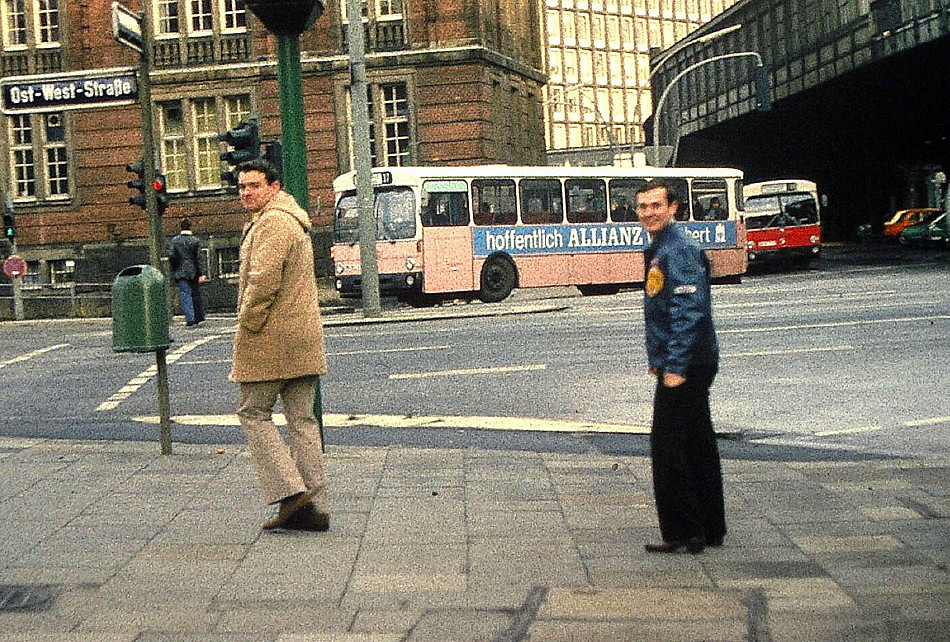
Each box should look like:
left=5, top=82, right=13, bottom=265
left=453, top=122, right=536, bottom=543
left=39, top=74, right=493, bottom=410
left=3, top=254, right=27, bottom=279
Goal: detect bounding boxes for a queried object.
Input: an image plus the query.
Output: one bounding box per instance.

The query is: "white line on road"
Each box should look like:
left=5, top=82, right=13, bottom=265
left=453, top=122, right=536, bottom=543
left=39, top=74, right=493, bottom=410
left=96, top=335, right=221, bottom=411
left=814, top=426, right=883, bottom=437
left=722, top=345, right=853, bottom=358
left=903, top=416, right=950, bottom=427
left=0, top=343, right=70, bottom=370
left=718, top=314, right=950, bottom=334
left=329, top=345, right=452, bottom=357
left=389, top=364, right=547, bottom=380
left=132, top=412, right=651, bottom=435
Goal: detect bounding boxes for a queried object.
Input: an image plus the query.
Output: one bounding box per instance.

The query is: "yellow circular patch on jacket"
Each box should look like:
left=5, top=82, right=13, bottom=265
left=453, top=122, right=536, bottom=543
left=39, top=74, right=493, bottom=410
left=645, top=265, right=664, bottom=297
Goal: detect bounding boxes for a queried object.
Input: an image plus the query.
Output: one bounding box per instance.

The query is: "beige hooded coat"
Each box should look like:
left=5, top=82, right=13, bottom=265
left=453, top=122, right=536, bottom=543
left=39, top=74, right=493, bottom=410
left=230, top=191, right=327, bottom=383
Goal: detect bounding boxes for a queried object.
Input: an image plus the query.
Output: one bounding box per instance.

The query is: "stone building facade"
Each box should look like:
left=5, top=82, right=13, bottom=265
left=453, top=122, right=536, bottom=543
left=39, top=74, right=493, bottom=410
left=0, top=0, right=546, bottom=313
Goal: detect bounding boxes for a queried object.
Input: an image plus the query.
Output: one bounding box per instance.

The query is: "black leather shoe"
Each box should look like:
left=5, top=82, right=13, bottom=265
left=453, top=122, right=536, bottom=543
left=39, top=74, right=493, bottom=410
left=286, top=502, right=330, bottom=532
left=262, top=490, right=315, bottom=530
left=644, top=537, right=705, bottom=554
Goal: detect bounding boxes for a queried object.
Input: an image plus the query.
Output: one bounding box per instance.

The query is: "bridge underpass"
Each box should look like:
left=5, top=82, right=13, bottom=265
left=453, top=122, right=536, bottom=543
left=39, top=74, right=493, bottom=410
left=651, top=0, right=950, bottom=240
left=677, top=34, right=950, bottom=239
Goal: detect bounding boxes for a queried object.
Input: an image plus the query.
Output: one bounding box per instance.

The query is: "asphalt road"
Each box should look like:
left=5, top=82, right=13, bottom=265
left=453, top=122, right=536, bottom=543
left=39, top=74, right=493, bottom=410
left=1, top=243, right=948, bottom=459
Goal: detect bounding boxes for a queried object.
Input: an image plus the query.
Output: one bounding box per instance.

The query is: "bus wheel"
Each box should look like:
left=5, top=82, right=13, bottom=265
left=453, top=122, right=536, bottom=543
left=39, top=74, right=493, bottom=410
left=479, top=256, right=517, bottom=303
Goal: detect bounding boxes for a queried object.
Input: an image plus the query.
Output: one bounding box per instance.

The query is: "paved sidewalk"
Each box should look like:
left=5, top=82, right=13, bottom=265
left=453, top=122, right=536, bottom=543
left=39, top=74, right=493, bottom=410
left=0, top=434, right=948, bottom=642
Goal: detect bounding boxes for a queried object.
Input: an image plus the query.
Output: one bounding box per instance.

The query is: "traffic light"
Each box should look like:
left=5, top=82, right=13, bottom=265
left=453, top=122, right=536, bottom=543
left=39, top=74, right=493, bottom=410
left=154, top=173, right=169, bottom=214
left=219, top=117, right=260, bottom=185
left=3, top=209, right=15, bottom=241
left=127, top=159, right=168, bottom=212
left=126, top=158, right=147, bottom=210
left=262, top=140, right=283, bottom=181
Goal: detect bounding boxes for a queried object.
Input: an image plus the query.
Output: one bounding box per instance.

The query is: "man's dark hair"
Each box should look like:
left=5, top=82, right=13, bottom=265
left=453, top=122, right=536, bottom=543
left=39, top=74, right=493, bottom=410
left=180, top=217, right=191, bottom=231
left=236, top=158, right=281, bottom=185
left=636, top=178, right=680, bottom=205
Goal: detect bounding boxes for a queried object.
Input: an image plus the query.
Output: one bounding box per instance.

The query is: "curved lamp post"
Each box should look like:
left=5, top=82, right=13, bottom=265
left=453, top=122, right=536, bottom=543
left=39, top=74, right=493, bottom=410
left=652, top=51, right=770, bottom=166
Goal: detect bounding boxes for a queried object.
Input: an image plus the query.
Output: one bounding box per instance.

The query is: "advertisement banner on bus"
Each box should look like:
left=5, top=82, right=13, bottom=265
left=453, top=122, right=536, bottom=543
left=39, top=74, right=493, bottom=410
left=473, top=221, right=737, bottom=257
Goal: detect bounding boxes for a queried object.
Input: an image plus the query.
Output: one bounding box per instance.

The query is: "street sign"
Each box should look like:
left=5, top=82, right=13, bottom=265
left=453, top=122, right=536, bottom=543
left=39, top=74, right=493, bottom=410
left=0, top=67, right=138, bottom=114
left=112, top=2, right=144, bottom=54
left=3, top=255, right=27, bottom=279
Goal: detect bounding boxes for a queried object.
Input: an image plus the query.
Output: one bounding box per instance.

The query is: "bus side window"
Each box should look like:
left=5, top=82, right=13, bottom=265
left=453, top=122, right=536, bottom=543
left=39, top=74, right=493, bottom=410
left=609, top=178, right=643, bottom=222
left=520, top=178, right=564, bottom=224
left=422, top=180, right=470, bottom=227
left=473, top=179, right=517, bottom=226
left=566, top=179, right=607, bottom=223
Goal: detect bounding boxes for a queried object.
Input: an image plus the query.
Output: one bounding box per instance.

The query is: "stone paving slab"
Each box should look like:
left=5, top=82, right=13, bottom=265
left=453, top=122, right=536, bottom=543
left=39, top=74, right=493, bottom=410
left=0, top=437, right=948, bottom=641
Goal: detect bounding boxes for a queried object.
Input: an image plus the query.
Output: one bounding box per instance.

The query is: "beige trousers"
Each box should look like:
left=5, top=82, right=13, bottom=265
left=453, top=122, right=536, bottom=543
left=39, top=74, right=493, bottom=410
left=237, top=376, right=329, bottom=511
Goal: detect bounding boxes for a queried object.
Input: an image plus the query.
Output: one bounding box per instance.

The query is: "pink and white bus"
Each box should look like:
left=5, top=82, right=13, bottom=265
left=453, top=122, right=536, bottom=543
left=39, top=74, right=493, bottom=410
left=331, top=166, right=747, bottom=305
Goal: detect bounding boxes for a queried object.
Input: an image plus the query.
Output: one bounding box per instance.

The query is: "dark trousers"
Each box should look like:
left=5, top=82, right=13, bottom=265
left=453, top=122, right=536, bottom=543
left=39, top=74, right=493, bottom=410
left=650, top=367, right=726, bottom=543
left=175, top=278, right=205, bottom=325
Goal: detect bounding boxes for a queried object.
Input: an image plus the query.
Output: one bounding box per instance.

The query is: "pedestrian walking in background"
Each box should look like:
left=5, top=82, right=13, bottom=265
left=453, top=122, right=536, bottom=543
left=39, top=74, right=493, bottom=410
left=168, top=218, right=207, bottom=326
left=636, top=178, right=726, bottom=554
left=230, top=158, right=331, bottom=532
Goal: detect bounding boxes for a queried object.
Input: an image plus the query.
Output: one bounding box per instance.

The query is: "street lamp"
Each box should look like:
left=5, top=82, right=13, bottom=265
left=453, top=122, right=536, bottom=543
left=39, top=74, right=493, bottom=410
left=638, top=23, right=741, bottom=161
left=652, top=51, right=770, bottom=166
left=560, top=83, right=619, bottom=161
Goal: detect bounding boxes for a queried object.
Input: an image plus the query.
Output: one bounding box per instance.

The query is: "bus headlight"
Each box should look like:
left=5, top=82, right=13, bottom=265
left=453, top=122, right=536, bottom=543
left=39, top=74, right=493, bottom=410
left=335, top=263, right=345, bottom=275
left=406, top=257, right=416, bottom=271
left=335, top=279, right=343, bottom=291
left=810, top=235, right=820, bottom=244
left=746, top=241, right=755, bottom=250
left=406, top=274, right=415, bottom=287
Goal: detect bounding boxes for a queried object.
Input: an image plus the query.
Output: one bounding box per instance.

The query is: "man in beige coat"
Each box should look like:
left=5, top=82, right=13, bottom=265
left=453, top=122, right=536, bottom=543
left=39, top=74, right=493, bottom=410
left=231, top=158, right=330, bottom=531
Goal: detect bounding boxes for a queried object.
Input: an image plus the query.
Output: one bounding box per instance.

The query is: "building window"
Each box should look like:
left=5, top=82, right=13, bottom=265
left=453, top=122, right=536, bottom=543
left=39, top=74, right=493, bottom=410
left=2, top=0, right=59, bottom=46
left=340, top=0, right=405, bottom=51
left=7, top=111, right=69, bottom=201
left=216, top=246, right=239, bottom=278
left=346, top=81, right=413, bottom=168
left=48, top=258, right=74, bottom=285
left=154, top=0, right=244, bottom=35
left=157, top=94, right=251, bottom=191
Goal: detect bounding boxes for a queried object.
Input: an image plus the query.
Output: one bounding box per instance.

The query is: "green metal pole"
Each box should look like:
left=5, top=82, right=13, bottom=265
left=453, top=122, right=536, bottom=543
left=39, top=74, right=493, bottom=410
left=274, top=33, right=324, bottom=448
left=276, top=34, right=308, bottom=210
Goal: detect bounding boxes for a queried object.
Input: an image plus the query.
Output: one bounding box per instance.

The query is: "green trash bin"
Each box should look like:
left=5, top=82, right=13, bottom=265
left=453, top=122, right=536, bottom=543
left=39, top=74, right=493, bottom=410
left=112, top=264, right=172, bottom=353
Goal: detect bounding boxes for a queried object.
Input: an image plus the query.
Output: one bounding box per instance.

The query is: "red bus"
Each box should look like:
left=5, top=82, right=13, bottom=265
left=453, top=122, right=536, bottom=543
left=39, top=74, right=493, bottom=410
left=332, top=165, right=747, bottom=305
left=743, top=179, right=822, bottom=267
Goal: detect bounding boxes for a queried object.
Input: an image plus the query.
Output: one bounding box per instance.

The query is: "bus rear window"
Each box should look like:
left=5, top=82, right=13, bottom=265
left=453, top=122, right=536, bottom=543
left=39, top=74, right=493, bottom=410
left=473, top=179, right=517, bottom=226
left=422, top=180, right=470, bottom=227
left=691, top=179, right=729, bottom=221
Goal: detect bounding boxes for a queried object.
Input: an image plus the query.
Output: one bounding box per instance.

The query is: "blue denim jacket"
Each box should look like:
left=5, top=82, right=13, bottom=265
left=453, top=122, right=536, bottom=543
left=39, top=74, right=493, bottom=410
left=643, top=224, right=719, bottom=376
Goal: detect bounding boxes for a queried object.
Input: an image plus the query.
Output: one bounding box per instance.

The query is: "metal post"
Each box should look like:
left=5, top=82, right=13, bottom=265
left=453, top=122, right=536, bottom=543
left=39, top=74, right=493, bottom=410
left=347, top=0, right=381, bottom=317
left=272, top=31, right=327, bottom=444
left=139, top=0, right=172, bottom=453
left=276, top=35, right=308, bottom=210
left=156, top=348, right=172, bottom=455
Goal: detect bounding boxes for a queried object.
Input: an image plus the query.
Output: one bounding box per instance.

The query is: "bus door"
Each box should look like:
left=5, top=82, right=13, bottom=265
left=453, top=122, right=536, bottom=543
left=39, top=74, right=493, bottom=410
left=420, top=180, right=475, bottom=293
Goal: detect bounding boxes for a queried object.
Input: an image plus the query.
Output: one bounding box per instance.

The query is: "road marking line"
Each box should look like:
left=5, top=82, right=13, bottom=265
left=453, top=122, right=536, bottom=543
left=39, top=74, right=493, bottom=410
left=132, top=412, right=651, bottom=435
left=903, top=416, right=950, bottom=427
left=723, top=345, right=853, bottom=358
left=0, top=343, right=69, bottom=370
left=389, top=364, right=546, bottom=380
left=814, top=426, right=883, bottom=436
left=329, top=345, right=452, bottom=357
left=96, top=335, right=221, bottom=412
left=719, top=314, right=950, bottom=334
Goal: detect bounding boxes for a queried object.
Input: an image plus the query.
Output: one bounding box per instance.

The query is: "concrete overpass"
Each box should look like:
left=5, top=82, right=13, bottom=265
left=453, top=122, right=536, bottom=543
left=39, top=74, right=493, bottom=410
left=651, top=0, right=950, bottom=239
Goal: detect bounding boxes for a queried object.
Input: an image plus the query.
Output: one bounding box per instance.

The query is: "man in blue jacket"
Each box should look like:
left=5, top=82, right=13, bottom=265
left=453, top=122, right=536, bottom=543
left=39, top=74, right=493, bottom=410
left=168, top=218, right=207, bottom=327
left=637, top=178, right=726, bottom=554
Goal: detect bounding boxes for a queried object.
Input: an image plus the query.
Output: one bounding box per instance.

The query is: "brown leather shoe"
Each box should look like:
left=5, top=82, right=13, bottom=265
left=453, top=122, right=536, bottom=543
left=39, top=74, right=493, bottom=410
left=286, top=502, right=330, bottom=532
left=262, top=490, right=315, bottom=530
left=644, top=537, right=705, bottom=554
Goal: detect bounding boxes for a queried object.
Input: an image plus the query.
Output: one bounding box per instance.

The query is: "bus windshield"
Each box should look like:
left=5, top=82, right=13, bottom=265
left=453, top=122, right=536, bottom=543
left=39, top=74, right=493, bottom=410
left=745, top=193, right=818, bottom=225
left=334, top=187, right=417, bottom=243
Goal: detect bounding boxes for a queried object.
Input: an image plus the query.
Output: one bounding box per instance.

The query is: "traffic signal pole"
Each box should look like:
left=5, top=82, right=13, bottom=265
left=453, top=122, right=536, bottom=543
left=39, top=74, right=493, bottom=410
left=136, top=0, right=172, bottom=455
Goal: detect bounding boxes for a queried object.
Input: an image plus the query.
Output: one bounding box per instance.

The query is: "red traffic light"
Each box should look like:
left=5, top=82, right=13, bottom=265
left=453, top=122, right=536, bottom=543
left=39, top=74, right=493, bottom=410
left=152, top=178, right=164, bottom=191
